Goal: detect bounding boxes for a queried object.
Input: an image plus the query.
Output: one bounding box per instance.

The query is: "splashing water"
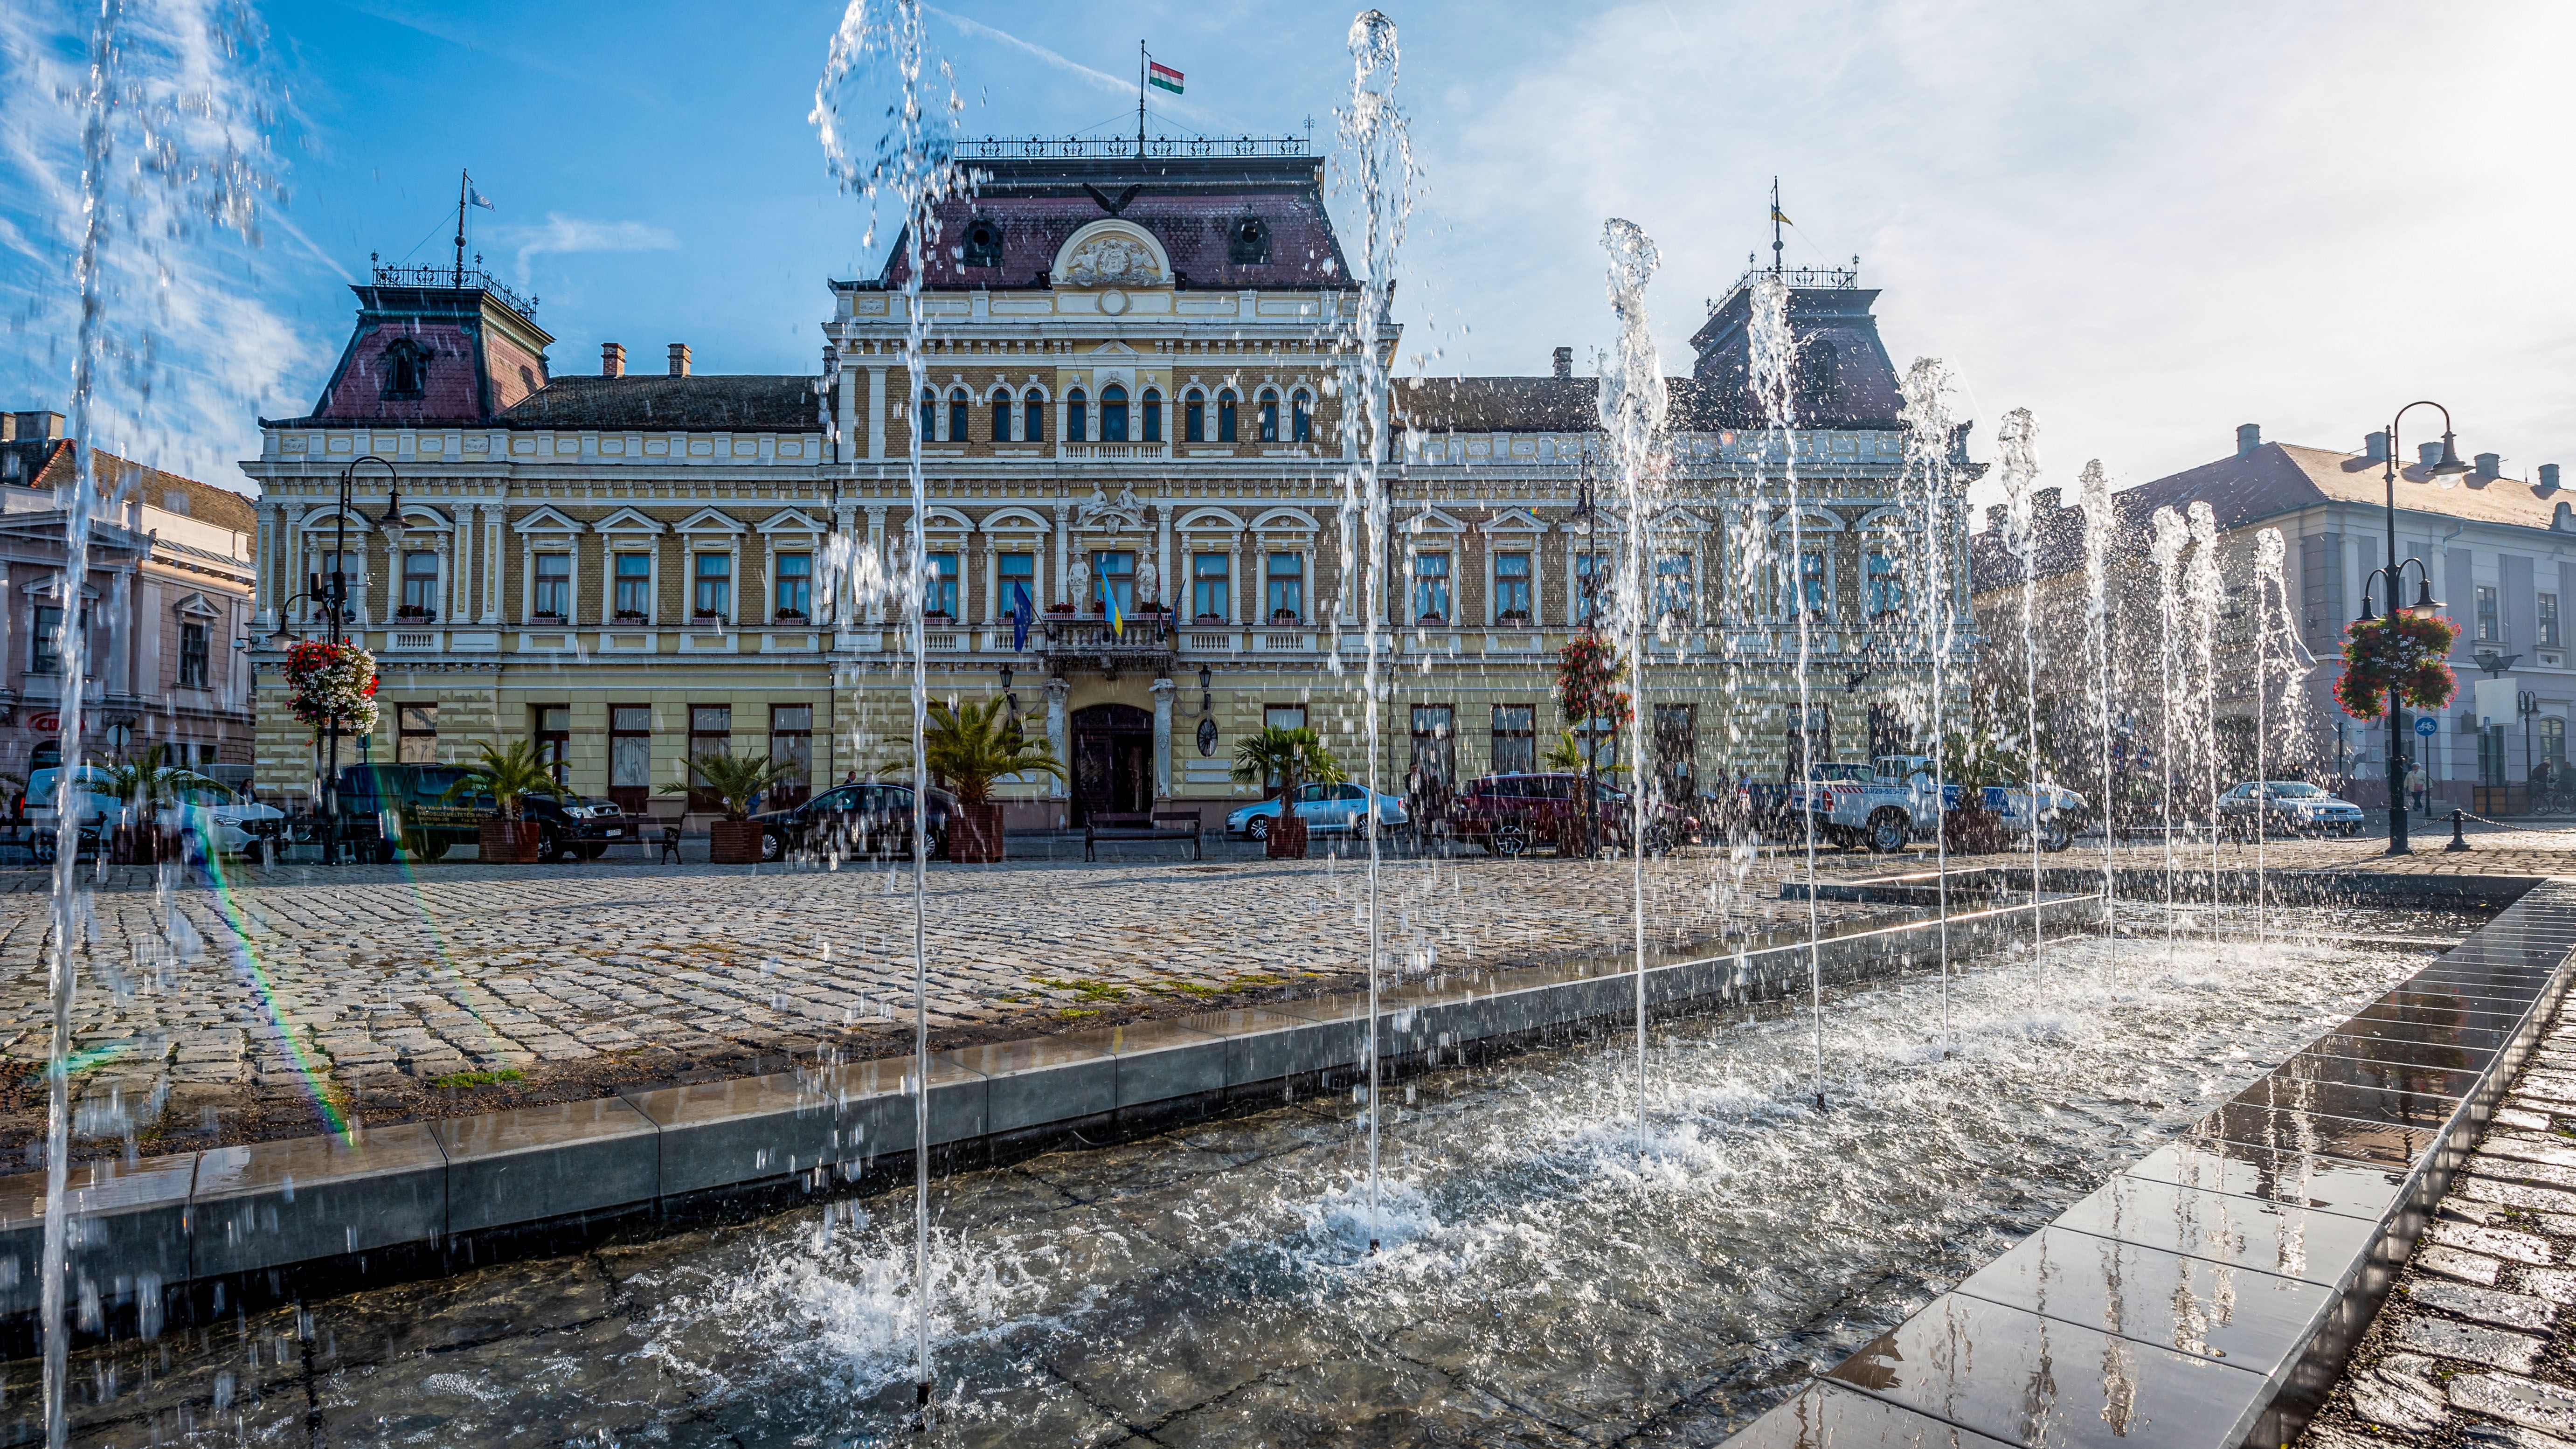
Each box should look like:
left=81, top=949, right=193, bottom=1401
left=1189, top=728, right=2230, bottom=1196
left=1897, top=360, right=1960, bottom=1048
left=2149, top=506, right=2188, bottom=949
left=2186, top=501, right=2223, bottom=941
left=813, top=0, right=976, bottom=1407
left=1333, top=5, right=1416, bottom=1254
left=1995, top=407, right=2043, bottom=972
left=2078, top=458, right=2118, bottom=930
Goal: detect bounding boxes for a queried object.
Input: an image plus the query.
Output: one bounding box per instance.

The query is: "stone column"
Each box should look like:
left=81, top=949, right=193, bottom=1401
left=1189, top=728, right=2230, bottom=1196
left=106, top=567, right=131, bottom=696
left=835, top=349, right=859, bottom=464
left=1150, top=676, right=1174, bottom=801
left=479, top=503, right=506, bottom=624
left=1044, top=677, right=1069, bottom=800
left=254, top=503, right=277, bottom=630
left=1052, top=502, right=1072, bottom=607
left=1240, top=530, right=1257, bottom=625
left=830, top=502, right=858, bottom=625
left=864, top=507, right=887, bottom=625
left=867, top=367, right=886, bottom=461
left=1156, top=502, right=1175, bottom=615
left=979, top=533, right=997, bottom=626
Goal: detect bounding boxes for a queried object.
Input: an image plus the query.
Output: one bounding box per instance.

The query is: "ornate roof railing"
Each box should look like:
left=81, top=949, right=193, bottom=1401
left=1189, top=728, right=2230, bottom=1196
left=370, top=262, right=539, bottom=316
left=1709, top=265, right=1859, bottom=314
left=953, top=134, right=1312, bottom=162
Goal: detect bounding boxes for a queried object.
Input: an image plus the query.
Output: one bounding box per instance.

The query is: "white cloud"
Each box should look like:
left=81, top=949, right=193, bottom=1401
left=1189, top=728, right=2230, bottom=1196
left=491, top=213, right=681, bottom=286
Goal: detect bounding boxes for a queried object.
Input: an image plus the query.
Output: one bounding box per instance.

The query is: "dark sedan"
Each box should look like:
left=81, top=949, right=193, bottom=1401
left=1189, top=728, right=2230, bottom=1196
left=748, top=780, right=958, bottom=862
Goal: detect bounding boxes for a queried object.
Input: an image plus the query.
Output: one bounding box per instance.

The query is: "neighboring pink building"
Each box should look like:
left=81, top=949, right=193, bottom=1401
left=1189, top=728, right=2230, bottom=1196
left=0, top=410, right=259, bottom=786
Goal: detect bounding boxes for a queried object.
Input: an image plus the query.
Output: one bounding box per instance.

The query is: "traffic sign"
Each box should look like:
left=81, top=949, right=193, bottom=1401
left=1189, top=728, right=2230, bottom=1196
left=2416, top=716, right=2438, bottom=737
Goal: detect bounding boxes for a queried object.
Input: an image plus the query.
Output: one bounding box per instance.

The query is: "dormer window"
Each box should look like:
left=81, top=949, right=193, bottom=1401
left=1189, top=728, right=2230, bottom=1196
left=1228, top=217, right=1272, bottom=265
left=382, top=339, right=431, bottom=400
left=962, top=218, right=1004, bottom=268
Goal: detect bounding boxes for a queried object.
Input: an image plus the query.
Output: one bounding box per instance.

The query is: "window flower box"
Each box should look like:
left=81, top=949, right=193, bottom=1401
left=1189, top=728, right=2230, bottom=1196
left=692, top=611, right=727, bottom=626
left=1194, top=613, right=1228, bottom=625
left=1271, top=609, right=1302, bottom=624
left=613, top=610, right=648, bottom=623
left=1496, top=610, right=1531, bottom=627
left=393, top=606, right=436, bottom=622
left=530, top=611, right=565, bottom=624
left=773, top=609, right=810, bottom=624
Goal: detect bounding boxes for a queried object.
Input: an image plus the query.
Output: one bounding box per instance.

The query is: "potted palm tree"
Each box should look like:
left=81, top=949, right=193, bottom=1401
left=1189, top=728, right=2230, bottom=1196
left=1230, top=724, right=1344, bottom=860
left=905, top=698, right=1064, bottom=862
left=99, top=744, right=216, bottom=864
left=444, top=740, right=566, bottom=864
left=662, top=751, right=796, bottom=863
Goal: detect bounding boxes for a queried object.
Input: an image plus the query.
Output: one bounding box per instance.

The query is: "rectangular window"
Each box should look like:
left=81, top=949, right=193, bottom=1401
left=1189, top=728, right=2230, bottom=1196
left=1142, top=391, right=1162, bottom=443
left=1409, top=704, right=1455, bottom=797
left=998, top=553, right=1036, bottom=616
left=1191, top=553, right=1230, bottom=621
left=532, top=704, right=570, bottom=784
left=1219, top=393, right=1238, bottom=443
left=2545, top=716, right=2568, bottom=766
left=1068, top=393, right=1087, bottom=443
left=2478, top=584, right=2500, bottom=641
left=1184, top=395, right=1205, bottom=443
left=396, top=703, right=438, bottom=765
left=686, top=704, right=732, bottom=812
left=693, top=553, right=732, bottom=620
left=1573, top=552, right=1607, bottom=624
left=28, top=604, right=60, bottom=676
left=401, top=550, right=441, bottom=616
left=1787, top=548, right=1828, bottom=618
left=608, top=704, right=652, bottom=811
left=178, top=621, right=209, bottom=689
left=1866, top=549, right=1904, bottom=618
left=924, top=552, right=960, bottom=617
left=770, top=704, right=813, bottom=810
left=313, top=551, right=360, bottom=616
left=1654, top=553, right=1693, bottom=621
left=991, top=394, right=1011, bottom=443
left=774, top=552, right=812, bottom=620
left=1023, top=394, right=1044, bottom=442
left=531, top=552, right=570, bottom=619
left=1494, top=551, right=1532, bottom=622
left=1091, top=550, right=1134, bottom=617
left=614, top=553, right=652, bottom=620
left=1491, top=704, right=1537, bottom=775
left=2545, top=592, right=2563, bottom=648
left=1413, top=551, right=1451, bottom=623
left=1265, top=552, right=1304, bottom=622
left=1101, top=390, right=1129, bottom=443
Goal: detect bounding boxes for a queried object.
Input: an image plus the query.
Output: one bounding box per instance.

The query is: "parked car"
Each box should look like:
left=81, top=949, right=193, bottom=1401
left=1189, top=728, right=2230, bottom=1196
left=2216, top=781, right=2364, bottom=837
left=747, top=780, right=956, bottom=863
left=1776, top=756, right=2086, bottom=853
left=1448, top=772, right=1681, bottom=856
left=24, top=766, right=284, bottom=863
left=1226, top=782, right=1409, bottom=841
left=335, top=764, right=640, bottom=863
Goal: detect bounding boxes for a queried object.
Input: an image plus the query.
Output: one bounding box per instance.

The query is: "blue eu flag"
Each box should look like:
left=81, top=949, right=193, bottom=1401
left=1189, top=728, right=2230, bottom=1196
left=1011, top=583, right=1033, bottom=652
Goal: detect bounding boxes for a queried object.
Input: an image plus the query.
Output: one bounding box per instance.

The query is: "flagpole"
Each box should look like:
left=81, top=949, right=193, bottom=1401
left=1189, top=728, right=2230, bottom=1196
left=455, top=169, right=469, bottom=287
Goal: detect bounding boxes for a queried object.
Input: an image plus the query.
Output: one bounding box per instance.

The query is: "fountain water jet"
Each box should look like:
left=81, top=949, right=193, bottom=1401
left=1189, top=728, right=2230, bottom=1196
left=2079, top=460, right=2117, bottom=933
left=2187, top=501, right=2223, bottom=941
left=1897, top=361, right=1960, bottom=1052
left=2148, top=506, right=2188, bottom=950
left=1995, top=408, right=2043, bottom=973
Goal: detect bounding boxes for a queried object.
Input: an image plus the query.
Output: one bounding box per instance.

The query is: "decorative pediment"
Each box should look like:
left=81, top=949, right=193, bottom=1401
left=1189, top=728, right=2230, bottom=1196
left=1402, top=506, right=1469, bottom=536
left=755, top=508, right=827, bottom=536
left=592, top=506, right=669, bottom=535
left=911, top=506, right=974, bottom=536
left=388, top=504, right=454, bottom=533
left=21, top=575, right=100, bottom=602
left=170, top=590, right=222, bottom=619
left=1770, top=506, right=1845, bottom=533
left=1483, top=506, right=1547, bottom=534
left=1073, top=485, right=1148, bottom=534
left=978, top=506, right=1051, bottom=533
left=1250, top=506, right=1320, bottom=534
left=672, top=506, right=747, bottom=535
left=1087, top=340, right=1142, bottom=358
left=510, top=504, right=589, bottom=535
left=1850, top=505, right=1909, bottom=533
left=1051, top=221, right=1170, bottom=288
left=1175, top=506, right=1246, bottom=534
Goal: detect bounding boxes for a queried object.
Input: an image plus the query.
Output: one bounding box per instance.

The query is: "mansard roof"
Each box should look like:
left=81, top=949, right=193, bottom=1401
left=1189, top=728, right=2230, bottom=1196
left=1685, top=274, right=1904, bottom=428
left=860, top=153, right=1351, bottom=292
left=497, top=375, right=825, bottom=432
left=270, top=277, right=556, bottom=429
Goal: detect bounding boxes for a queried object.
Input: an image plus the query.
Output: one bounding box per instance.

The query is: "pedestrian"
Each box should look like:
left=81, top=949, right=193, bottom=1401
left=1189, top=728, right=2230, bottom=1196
left=2406, top=760, right=2428, bottom=814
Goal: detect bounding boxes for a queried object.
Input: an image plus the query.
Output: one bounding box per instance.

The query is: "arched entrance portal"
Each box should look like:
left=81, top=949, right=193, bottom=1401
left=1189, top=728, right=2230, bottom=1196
left=1070, top=702, right=1154, bottom=825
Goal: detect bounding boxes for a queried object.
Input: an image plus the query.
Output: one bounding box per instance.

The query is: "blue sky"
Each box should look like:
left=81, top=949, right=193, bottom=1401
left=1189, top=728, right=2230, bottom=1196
left=4, top=0, right=2571, bottom=500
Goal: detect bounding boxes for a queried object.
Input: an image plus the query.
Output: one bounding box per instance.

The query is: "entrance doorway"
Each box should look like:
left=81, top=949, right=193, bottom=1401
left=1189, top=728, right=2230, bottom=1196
left=1071, top=702, right=1154, bottom=824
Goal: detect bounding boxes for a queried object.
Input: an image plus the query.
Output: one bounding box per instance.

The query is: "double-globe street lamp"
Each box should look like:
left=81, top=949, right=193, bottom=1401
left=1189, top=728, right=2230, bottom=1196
left=2357, top=402, right=2470, bottom=855
left=269, top=455, right=403, bottom=863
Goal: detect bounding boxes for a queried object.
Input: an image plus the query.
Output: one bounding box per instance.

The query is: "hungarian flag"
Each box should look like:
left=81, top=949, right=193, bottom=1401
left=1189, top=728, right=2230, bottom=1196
left=1148, top=59, right=1183, bottom=94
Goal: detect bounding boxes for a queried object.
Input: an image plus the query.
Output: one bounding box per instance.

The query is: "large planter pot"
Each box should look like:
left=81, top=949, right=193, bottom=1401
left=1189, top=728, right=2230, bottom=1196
left=1265, top=811, right=1309, bottom=860
left=477, top=819, right=543, bottom=864
left=1941, top=805, right=2009, bottom=856
left=709, top=819, right=765, bottom=864
left=109, top=824, right=173, bottom=866
left=947, top=802, right=1006, bottom=863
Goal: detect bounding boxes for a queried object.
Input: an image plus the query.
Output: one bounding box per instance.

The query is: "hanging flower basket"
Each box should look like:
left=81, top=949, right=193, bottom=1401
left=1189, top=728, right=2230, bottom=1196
left=284, top=640, right=381, bottom=734
left=2334, top=612, right=2457, bottom=720
left=1555, top=633, right=1632, bottom=731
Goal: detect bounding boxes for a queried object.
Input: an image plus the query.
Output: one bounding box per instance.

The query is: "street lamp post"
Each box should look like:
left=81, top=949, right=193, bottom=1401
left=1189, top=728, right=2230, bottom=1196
left=269, top=455, right=402, bottom=863
left=2363, top=401, right=2470, bottom=854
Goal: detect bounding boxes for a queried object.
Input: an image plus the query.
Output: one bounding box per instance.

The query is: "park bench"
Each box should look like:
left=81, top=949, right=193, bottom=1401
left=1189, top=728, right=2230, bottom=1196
left=1083, top=810, right=1203, bottom=861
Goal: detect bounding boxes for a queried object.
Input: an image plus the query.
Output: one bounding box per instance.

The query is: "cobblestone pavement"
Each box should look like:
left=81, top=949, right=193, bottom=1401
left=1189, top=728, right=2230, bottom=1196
left=2299, top=1001, right=2576, bottom=1449
left=3, top=820, right=2568, bottom=1164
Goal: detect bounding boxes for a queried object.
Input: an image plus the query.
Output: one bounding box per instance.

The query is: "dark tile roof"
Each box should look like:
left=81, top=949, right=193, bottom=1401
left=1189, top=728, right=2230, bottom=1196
left=1686, top=284, right=1904, bottom=428
left=868, top=155, right=1349, bottom=292
left=0, top=437, right=254, bottom=532
left=497, top=375, right=825, bottom=432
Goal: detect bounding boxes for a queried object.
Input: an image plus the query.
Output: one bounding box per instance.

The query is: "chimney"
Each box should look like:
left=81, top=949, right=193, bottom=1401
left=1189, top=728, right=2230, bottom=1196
left=667, top=343, right=692, bottom=378
left=2542, top=463, right=2562, bottom=495
left=2556, top=500, right=2574, bottom=532
left=11, top=412, right=62, bottom=442
left=2419, top=441, right=2442, bottom=469
left=2236, top=423, right=2261, bottom=457
left=1984, top=504, right=2007, bottom=532
left=2474, top=451, right=2502, bottom=481
left=601, top=342, right=625, bottom=378
left=2033, top=486, right=2062, bottom=513
left=0, top=415, right=13, bottom=443
left=1551, top=347, right=1572, bottom=380
left=2365, top=430, right=2389, bottom=462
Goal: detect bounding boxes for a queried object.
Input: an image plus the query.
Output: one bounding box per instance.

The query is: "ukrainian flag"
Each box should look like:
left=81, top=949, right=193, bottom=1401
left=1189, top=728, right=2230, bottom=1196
left=1107, top=586, right=1126, bottom=639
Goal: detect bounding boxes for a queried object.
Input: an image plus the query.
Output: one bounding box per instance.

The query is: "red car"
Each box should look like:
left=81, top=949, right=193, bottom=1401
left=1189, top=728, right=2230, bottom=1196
left=1448, top=772, right=1679, bottom=856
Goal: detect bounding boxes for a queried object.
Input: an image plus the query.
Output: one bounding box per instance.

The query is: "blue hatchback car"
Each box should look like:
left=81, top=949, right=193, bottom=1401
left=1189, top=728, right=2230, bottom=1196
left=1226, top=782, right=1409, bottom=839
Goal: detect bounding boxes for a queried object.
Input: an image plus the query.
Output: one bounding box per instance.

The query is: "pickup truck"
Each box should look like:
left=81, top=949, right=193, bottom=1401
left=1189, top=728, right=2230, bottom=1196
left=1774, top=756, right=2085, bottom=853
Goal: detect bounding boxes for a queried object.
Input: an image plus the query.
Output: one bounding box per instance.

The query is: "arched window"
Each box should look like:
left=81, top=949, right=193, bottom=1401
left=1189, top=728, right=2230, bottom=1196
left=1067, top=388, right=1088, bottom=443
left=948, top=388, right=970, bottom=442
left=382, top=339, right=431, bottom=399
left=1142, top=388, right=1163, bottom=444
left=1184, top=389, right=1205, bottom=443
left=1258, top=389, right=1280, bottom=443
left=1291, top=390, right=1312, bottom=444
left=1023, top=390, right=1045, bottom=442
left=1100, top=384, right=1129, bottom=443
left=918, top=388, right=937, bottom=443
left=990, top=389, right=1013, bottom=443
left=1217, top=389, right=1238, bottom=443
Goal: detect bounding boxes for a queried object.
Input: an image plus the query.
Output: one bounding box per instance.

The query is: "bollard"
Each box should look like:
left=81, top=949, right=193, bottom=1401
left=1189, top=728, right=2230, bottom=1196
left=2445, top=808, right=2471, bottom=853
